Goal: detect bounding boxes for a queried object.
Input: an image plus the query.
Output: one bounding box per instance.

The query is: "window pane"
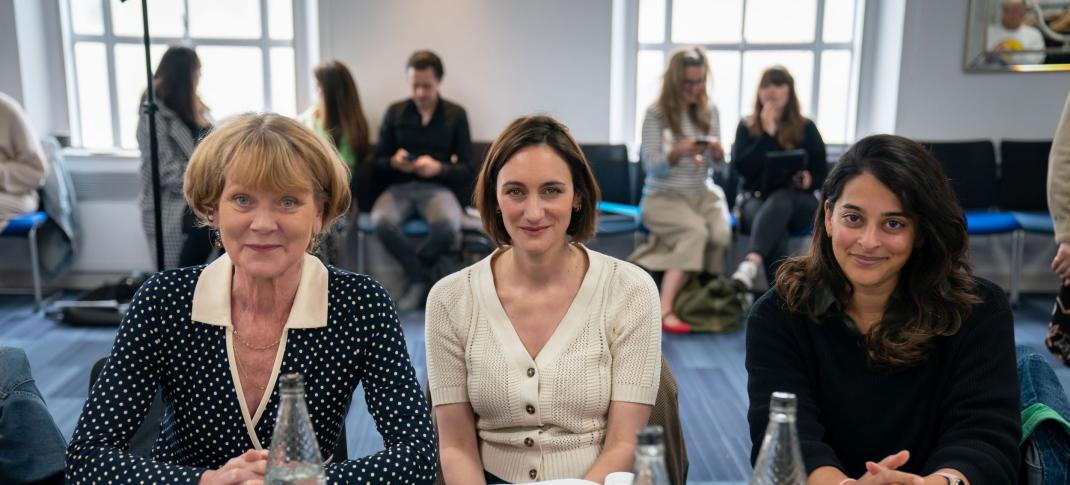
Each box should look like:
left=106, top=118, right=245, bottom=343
left=110, top=0, right=185, bottom=38
left=744, top=0, right=816, bottom=44
left=268, top=0, right=294, bottom=40
left=74, top=42, right=113, bottom=149
left=115, top=43, right=167, bottom=149
left=823, top=0, right=856, bottom=43
left=638, top=0, right=665, bottom=44
left=672, top=0, right=742, bottom=44
left=740, top=51, right=814, bottom=118
left=634, top=50, right=665, bottom=150
left=817, top=50, right=851, bottom=144
left=197, top=46, right=264, bottom=119
left=71, top=0, right=105, bottom=35
left=270, top=47, right=296, bottom=116
left=189, top=0, right=261, bottom=39
left=706, top=50, right=740, bottom=151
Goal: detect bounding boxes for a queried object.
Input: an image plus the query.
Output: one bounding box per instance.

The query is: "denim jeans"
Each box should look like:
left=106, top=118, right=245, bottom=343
left=0, top=346, right=66, bottom=484
left=1017, top=345, right=1070, bottom=484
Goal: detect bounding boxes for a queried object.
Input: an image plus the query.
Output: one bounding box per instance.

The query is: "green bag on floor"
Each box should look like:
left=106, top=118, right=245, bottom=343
left=672, top=272, right=745, bottom=333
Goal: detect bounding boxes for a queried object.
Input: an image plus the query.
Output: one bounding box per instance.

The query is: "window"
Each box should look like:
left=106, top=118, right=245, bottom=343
left=61, top=0, right=298, bottom=150
left=633, top=0, right=863, bottom=152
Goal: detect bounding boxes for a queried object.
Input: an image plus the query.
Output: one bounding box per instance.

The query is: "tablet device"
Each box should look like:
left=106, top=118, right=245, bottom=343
left=761, top=149, right=807, bottom=194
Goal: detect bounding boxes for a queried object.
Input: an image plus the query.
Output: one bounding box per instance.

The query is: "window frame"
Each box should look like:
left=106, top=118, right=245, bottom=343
left=624, top=0, right=866, bottom=153
left=58, top=0, right=307, bottom=151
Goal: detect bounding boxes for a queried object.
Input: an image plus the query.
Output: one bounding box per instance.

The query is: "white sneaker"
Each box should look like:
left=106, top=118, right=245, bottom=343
left=732, top=260, right=759, bottom=291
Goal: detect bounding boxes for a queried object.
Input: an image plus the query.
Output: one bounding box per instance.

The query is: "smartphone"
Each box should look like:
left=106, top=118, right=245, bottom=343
left=403, top=153, right=417, bottom=162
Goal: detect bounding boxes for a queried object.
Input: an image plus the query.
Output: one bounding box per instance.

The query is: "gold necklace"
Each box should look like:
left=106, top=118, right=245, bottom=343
left=234, top=349, right=267, bottom=391
left=232, top=326, right=282, bottom=351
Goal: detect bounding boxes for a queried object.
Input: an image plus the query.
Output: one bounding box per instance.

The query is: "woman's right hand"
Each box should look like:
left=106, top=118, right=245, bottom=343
left=669, top=139, right=698, bottom=165
left=850, top=450, right=924, bottom=485
left=198, top=449, right=269, bottom=485
left=760, top=103, right=781, bottom=136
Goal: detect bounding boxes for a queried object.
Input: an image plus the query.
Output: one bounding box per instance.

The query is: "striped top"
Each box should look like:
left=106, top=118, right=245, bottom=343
left=639, top=103, right=721, bottom=194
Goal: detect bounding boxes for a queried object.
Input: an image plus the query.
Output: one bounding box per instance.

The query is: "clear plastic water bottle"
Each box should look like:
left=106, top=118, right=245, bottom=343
left=265, top=373, right=326, bottom=485
left=750, top=392, right=807, bottom=485
left=631, top=425, right=670, bottom=485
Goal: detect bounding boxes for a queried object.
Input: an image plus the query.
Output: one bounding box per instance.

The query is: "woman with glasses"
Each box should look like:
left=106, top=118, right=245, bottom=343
left=629, top=46, right=732, bottom=334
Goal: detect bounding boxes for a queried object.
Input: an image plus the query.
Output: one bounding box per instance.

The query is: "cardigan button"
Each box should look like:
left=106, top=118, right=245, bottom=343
left=524, top=437, right=534, bottom=447
left=529, top=469, right=538, bottom=479
left=526, top=404, right=535, bottom=415
left=526, top=367, right=535, bottom=378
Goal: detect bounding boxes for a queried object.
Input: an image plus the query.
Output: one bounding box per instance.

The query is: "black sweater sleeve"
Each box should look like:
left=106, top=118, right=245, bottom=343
left=745, top=293, right=844, bottom=474
left=435, top=107, right=475, bottom=197
left=731, top=121, right=779, bottom=190
left=922, top=283, right=1021, bottom=485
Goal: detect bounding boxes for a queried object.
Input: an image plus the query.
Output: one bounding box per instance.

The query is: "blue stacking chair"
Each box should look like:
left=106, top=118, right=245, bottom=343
left=0, top=211, right=49, bottom=310
left=585, top=144, right=644, bottom=239
left=923, top=140, right=1022, bottom=302
left=1000, top=140, right=1056, bottom=304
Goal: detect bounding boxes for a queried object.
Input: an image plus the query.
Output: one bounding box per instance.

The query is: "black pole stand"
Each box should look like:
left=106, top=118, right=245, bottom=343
left=130, top=0, right=166, bottom=271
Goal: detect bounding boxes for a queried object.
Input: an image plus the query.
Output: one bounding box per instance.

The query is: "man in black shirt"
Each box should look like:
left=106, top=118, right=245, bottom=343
left=372, top=50, right=474, bottom=310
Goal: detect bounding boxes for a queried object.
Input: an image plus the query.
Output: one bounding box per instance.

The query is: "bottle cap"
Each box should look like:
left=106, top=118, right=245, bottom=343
left=770, top=391, right=797, bottom=414
left=279, top=372, right=305, bottom=394
left=637, top=425, right=664, bottom=446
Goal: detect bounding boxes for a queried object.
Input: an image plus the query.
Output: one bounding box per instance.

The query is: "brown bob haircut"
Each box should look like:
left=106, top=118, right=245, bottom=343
left=775, top=134, right=980, bottom=369
left=474, top=115, right=601, bottom=246
left=183, top=113, right=352, bottom=234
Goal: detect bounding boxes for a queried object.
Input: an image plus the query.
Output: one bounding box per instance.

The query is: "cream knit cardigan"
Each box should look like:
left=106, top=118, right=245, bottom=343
left=425, top=245, right=662, bottom=483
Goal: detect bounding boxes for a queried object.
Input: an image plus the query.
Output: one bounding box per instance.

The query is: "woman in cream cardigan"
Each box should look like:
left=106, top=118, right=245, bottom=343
left=425, top=116, right=662, bottom=484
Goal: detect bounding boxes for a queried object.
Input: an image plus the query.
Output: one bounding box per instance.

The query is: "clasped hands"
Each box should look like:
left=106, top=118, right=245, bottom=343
left=391, top=148, right=444, bottom=178
left=836, top=450, right=960, bottom=485
left=198, top=449, right=269, bottom=485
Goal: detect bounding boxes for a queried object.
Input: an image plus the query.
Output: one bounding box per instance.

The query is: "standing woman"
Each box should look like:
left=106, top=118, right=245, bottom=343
left=746, top=135, right=1019, bottom=484
left=137, top=45, right=213, bottom=269
left=629, top=46, right=732, bottom=334
left=300, top=59, right=371, bottom=264
left=427, top=116, right=662, bottom=484
left=730, top=66, right=827, bottom=290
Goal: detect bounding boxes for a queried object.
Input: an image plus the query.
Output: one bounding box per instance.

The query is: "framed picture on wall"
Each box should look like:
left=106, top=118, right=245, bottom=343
left=965, top=0, right=1070, bottom=72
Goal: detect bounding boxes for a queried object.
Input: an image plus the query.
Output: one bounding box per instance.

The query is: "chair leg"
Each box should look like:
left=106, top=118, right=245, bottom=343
left=28, top=224, right=43, bottom=312
left=1010, top=230, right=1023, bottom=307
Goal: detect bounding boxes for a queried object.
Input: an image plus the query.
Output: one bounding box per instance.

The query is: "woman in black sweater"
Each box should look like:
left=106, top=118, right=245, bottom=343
left=746, top=134, right=1019, bottom=485
left=730, top=66, right=826, bottom=288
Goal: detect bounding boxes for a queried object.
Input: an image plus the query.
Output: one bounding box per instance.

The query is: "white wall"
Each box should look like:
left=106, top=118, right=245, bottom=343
left=0, top=0, right=24, bottom=102
left=894, top=0, right=1070, bottom=141
left=318, top=0, right=614, bottom=143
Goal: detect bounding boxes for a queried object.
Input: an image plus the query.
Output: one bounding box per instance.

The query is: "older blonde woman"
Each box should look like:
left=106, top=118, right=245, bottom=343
left=67, top=113, right=436, bottom=485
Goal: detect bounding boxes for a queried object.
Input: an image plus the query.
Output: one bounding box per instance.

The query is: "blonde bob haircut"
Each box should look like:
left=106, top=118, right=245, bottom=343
left=183, top=112, right=351, bottom=232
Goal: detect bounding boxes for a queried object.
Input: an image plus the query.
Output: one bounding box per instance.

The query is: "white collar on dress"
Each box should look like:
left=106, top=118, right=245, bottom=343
left=190, top=253, right=329, bottom=329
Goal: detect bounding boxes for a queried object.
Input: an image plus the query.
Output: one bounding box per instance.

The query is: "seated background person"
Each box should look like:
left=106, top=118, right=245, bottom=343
left=629, top=47, right=732, bottom=334
left=746, top=134, right=1019, bottom=484
left=730, top=66, right=826, bottom=290
left=427, top=116, right=661, bottom=484
left=0, top=91, right=48, bottom=232
left=0, top=346, right=66, bottom=485
left=373, top=49, right=474, bottom=310
left=66, top=114, right=436, bottom=484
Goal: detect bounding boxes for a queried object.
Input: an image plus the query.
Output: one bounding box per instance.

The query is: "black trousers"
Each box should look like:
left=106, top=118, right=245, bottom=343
left=739, top=188, right=818, bottom=283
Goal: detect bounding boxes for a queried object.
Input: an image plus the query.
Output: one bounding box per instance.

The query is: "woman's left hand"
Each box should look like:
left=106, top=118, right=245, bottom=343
left=793, top=170, right=812, bottom=190
left=708, top=140, right=725, bottom=162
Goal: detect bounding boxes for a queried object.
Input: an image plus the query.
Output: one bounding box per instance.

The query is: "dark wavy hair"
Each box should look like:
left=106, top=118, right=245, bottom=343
left=774, top=134, right=981, bottom=369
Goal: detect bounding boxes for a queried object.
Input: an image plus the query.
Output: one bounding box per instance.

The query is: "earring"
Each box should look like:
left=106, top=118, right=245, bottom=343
left=211, top=229, right=223, bottom=249
left=309, top=235, right=322, bottom=255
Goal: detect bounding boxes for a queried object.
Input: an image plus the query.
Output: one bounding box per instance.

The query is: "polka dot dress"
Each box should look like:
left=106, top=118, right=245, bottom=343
left=65, top=265, right=437, bottom=484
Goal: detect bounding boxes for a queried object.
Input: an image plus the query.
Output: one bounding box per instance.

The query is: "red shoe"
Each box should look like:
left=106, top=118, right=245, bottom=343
left=661, top=314, right=692, bottom=334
